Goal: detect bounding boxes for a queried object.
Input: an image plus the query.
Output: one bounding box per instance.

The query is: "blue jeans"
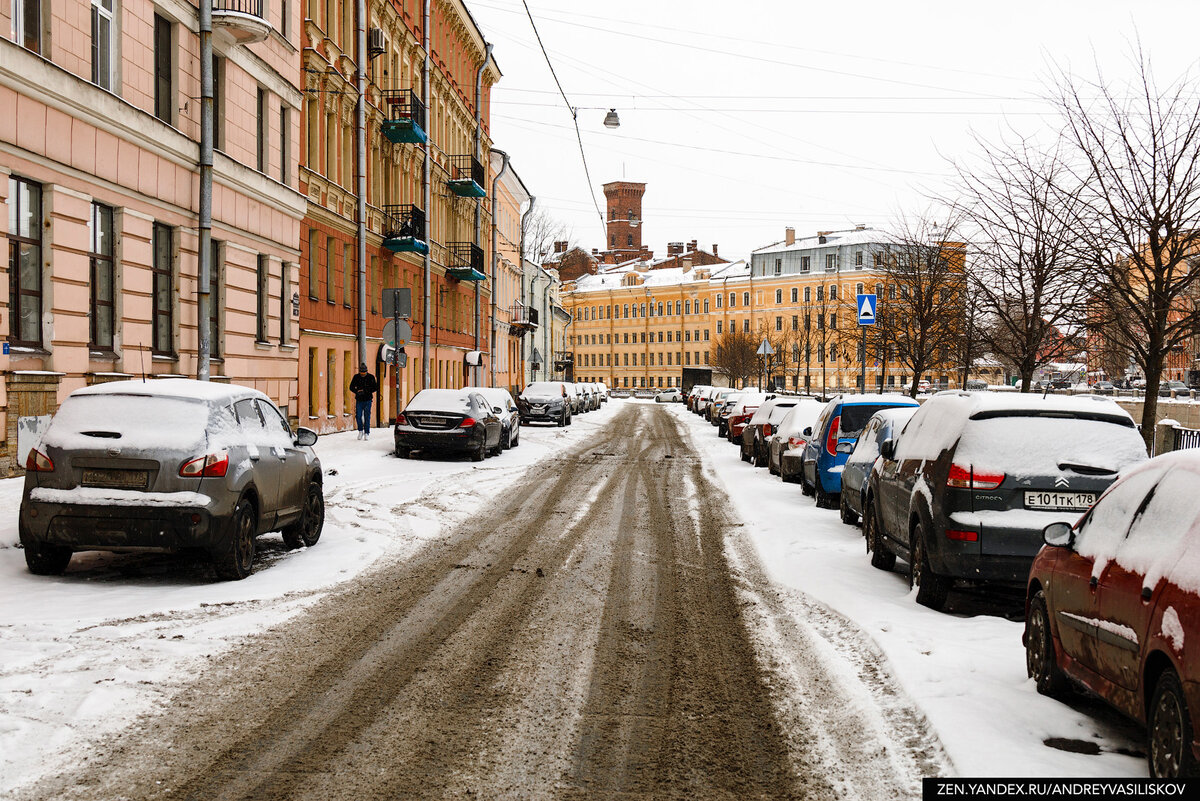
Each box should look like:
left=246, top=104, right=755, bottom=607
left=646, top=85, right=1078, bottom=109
left=355, top=399, right=372, bottom=434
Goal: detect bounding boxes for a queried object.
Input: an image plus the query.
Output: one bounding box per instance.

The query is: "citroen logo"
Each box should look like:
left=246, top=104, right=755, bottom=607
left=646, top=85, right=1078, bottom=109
left=1055, top=476, right=1070, bottom=488
left=107, top=447, right=121, bottom=456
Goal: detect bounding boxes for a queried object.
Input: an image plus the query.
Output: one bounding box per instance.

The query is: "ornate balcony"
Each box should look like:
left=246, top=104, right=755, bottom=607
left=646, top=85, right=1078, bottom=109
left=509, top=304, right=539, bottom=334
left=446, top=242, right=486, bottom=281
left=447, top=154, right=486, bottom=198
left=381, top=89, right=427, bottom=144
left=381, top=205, right=427, bottom=254
left=212, top=0, right=271, bottom=45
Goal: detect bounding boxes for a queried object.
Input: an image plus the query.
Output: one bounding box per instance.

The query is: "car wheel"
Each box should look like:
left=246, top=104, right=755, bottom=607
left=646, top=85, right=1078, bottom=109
left=1149, top=669, right=1200, bottom=778
left=768, top=454, right=778, bottom=474
left=212, top=498, right=257, bottom=581
left=566, top=413, right=573, bottom=426
left=472, top=437, right=486, bottom=462
left=283, top=482, right=325, bottom=549
left=1025, top=590, right=1068, bottom=697
left=815, top=476, right=835, bottom=509
left=557, top=412, right=567, bottom=427
left=866, top=506, right=896, bottom=571
left=22, top=536, right=72, bottom=576
left=740, top=444, right=751, bottom=462
left=754, top=447, right=767, bottom=468
left=395, top=446, right=411, bottom=459
left=910, top=523, right=950, bottom=611
left=511, top=428, right=520, bottom=448
left=500, top=425, right=511, bottom=450
left=839, top=492, right=859, bottom=525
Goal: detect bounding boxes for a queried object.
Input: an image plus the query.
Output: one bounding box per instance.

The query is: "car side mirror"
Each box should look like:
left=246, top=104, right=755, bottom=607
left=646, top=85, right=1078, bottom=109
left=836, top=441, right=854, bottom=454
left=879, top=439, right=895, bottom=460
left=1043, top=522, right=1074, bottom=548
left=494, top=406, right=503, bottom=414
left=294, top=427, right=318, bottom=447
left=802, top=427, right=812, bottom=437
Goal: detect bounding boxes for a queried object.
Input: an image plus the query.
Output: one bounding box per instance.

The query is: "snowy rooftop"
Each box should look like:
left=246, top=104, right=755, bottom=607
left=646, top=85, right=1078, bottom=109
left=751, top=228, right=897, bottom=256
left=569, top=260, right=749, bottom=294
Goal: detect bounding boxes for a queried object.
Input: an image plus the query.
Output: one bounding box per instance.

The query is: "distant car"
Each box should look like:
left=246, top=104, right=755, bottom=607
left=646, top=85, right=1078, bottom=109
left=597, top=382, right=610, bottom=402
left=634, top=386, right=658, bottom=399
left=1025, top=450, right=1200, bottom=778
left=708, top=389, right=741, bottom=426
left=800, top=394, right=921, bottom=509
left=1091, top=381, right=1116, bottom=395
left=742, top=397, right=799, bottom=466
left=609, top=388, right=631, bottom=399
left=769, top=399, right=824, bottom=482
left=725, top=392, right=770, bottom=443
left=395, top=389, right=504, bottom=461
left=517, top=381, right=572, bottom=426
left=18, top=380, right=323, bottom=581
left=655, top=388, right=682, bottom=403
left=1160, top=380, right=1190, bottom=398
left=866, top=391, right=1147, bottom=611
left=467, top=386, right=521, bottom=449
left=839, top=407, right=917, bottom=526
left=964, top=379, right=989, bottom=392
left=687, top=385, right=711, bottom=411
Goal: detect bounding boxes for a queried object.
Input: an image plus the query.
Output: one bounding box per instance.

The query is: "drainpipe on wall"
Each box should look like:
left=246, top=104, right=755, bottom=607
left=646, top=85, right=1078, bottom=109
left=473, top=43, right=493, bottom=386
left=355, top=0, right=368, bottom=368
left=197, top=0, right=213, bottom=380
left=489, top=148, right=510, bottom=388
left=421, top=0, right=432, bottom=389
left=519, top=195, right=535, bottom=385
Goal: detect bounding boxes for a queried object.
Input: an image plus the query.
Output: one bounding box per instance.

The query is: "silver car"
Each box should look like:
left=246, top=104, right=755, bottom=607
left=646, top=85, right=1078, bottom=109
left=19, top=380, right=323, bottom=581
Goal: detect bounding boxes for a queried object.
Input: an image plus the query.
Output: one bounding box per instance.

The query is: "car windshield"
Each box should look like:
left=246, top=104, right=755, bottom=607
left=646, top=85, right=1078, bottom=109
left=407, top=390, right=473, bottom=411
left=42, top=393, right=212, bottom=452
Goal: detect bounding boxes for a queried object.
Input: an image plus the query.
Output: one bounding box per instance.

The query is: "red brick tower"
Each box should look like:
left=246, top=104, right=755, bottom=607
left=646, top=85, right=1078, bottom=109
left=603, top=181, right=646, bottom=262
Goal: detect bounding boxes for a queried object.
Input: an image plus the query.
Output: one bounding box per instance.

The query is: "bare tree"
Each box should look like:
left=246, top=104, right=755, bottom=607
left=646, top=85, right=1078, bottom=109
left=865, top=213, right=968, bottom=399
left=712, top=328, right=758, bottom=389
left=1057, top=54, right=1200, bottom=450
left=949, top=138, right=1095, bottom=392
left=523, top=207, right=571, bottom=265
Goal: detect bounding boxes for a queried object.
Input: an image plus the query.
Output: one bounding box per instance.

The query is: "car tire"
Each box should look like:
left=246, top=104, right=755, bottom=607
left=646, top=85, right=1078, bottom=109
left=500, top=425, right=511, bottom=450
left=740, top=445, right=751, bottom=463
left=910, top=523, right=950, bottom=611
left=472, top=437, right=486, bottom=462
left=283, top=482, right=325, bottom=549
left=22, top=536, right=72, bottom=576
left=1149, top=668, right=1200, bottom=778
left=212, top=498, right=257, bottom=581
left=1025, top=590, right=1068, bottom=697
left=558, top=412, right=567, bottom=427
left=866, top=506, right=896, bottom=571
left=566, top=413, right=573, bottom=426
left=839, top=493, right=859, bottom=525
left=395, top=446, right=411, bottom=459
left=511, top=428, right=520, bottom=448
left=754, top=447, right=768, bottom=468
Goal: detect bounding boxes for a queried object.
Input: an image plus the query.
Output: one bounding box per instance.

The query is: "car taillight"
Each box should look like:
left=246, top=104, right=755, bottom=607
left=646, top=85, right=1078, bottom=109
left=825, top=415, right=840, bottom=456
left=25, top=448, right=54, bottom=472
left=396, top=413, right=408, bottom=426
left=946, top=529, right=979, bottom=542
left=179, top=450, right=229, bottom=478
left=946, top=464, right=1005, bottom=490
left=763, top=424, right=773, bottom=437
left=788, top=436, right=805, bottom=449
left=460, top=417, right=476, bottom=428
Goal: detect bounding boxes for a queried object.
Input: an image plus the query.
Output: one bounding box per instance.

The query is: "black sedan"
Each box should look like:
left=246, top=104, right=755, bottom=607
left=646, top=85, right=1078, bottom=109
left=468, top=386, right=521, bottom=449
left=395, top=389, right=504, bottom=461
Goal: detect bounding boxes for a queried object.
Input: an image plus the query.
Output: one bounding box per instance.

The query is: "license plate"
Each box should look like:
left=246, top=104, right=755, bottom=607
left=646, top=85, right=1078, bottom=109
left=532, top=405, right=546, bottom=413
left=1024, top=491, right=1096, bottom=511
left=82, top=469, right=149, bottom=489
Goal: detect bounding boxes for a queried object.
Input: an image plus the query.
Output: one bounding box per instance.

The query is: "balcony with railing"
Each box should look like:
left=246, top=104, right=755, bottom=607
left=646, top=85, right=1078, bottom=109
left=381, top=89, right=427, bottom=144
left=509, top=304, right=539, bottom=333
left=446, top=154, right=486, bottom=198
left=446, top=241, right=486, bottom=281
left=381, top=205, right=427, bottom=254
left=212, top=0, right=271, bottom=44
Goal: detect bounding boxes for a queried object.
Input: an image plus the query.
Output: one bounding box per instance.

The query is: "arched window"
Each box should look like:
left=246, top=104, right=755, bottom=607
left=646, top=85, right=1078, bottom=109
left=675, top=300, right=681, bottom=315
left=685, top=300, right=691, bottom=315
left=703, top=298, right=709, bottom=312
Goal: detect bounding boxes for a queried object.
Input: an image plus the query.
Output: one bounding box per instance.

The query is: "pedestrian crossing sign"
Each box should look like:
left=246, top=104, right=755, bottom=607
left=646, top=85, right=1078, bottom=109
left=857, top=294, right=877, bottom=326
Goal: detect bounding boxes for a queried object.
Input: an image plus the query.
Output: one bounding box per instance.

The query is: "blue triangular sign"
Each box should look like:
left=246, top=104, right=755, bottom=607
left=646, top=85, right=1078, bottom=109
left=858, top=294, right=876, bottom=324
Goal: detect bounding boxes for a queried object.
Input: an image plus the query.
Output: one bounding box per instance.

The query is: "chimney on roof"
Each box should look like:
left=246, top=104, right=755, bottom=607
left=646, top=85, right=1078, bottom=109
left=712, top=244, right=719, bottom=257
left=818, top=230, right=831, bottom=244
left=855, top=223, right=867, bottom=231
left=785, top=227, right=795, bottom=246
left=554, top=240, right=568, bottom=254
left=592, top=248, right=599, bottom=255
left=667, top=242, right=684, bottom=256
left=688, top=239, right=697, bottom=252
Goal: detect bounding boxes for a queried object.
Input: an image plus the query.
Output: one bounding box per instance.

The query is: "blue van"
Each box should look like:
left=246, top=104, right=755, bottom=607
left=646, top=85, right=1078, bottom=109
left=801, top=394, right=921, bottom=508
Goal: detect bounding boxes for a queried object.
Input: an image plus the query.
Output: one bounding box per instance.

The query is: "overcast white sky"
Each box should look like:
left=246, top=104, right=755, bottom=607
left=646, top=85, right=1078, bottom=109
left=467, top=1, right=1200, bottom=261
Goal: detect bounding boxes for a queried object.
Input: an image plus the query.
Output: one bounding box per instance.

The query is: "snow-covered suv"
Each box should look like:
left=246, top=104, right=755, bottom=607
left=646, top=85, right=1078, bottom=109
left=19, top=380, right=324, bottom=581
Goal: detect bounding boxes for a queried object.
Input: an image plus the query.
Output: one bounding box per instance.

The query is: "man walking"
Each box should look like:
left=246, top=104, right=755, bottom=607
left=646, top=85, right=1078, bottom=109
left=349, top=363, right=379, bottom=440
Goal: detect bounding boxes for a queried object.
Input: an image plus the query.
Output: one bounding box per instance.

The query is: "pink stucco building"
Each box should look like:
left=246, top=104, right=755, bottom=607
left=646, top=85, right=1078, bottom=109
left=0, top=0, right=305, bottom=473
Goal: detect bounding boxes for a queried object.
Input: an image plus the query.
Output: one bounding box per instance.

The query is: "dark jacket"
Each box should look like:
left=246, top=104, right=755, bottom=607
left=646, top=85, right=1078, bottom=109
left=349, top=372, right=378, bottom=403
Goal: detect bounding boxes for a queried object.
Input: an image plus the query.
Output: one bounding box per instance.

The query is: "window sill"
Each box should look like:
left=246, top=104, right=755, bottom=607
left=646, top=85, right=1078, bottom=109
left=89, top=350, right=118, bottom=360
left=279, top=344, right=298, bottom=352
left=8, top=345, right=51, bottom=357
left=152, top=354, right=179, bottom=362
left=254, top=340, right=274, bottom=351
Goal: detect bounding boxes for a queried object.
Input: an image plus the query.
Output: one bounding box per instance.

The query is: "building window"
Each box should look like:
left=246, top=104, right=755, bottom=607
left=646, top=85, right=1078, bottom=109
left=255, top=255, right=270, bottom=342
left=830, top=313, right=837, bottom=329
left=876, top=283, right=883, bottom=297
left=152, top=222, right=174, bottom=354
left=307, top=229, right=320, bottom=297
left=703, top=329, right=710, bottom=341
left=14, top=0, right=41, bottom=53
left=703, top=298, right=709, bottom=312
left=715, top=294, right=722, bottom=309
left=874, top=252, right=883, bottom=267
left=626, top=234, right=633, bottom=246
left=743, top=291, right=750, bottom=306
left=817, top=286, right=824, bottom=302
left=774, top=258, right=782, bottom=275
left=308, top=348, right=319, bottom=413
left=153, top=13, right=173, bottom=123
left=211, top=56, right=226, bottom=149
left=257, top=88, right=269, bottom=173
left=775, top=289, right=782, bottom=303
left=830, top=285, right=838, bottom=300
left=856, top=250, right=864, bottom=267
left=716, top=321, right=722, bottom=334
left=742, top=319, right=750, bottom=333
left=8, top=177, right=42, bottom=346
left=792, top=315, right=798, bottom=331
left=826, top=254, right=836, bottom=271
left=776, top=316, right=782, bottom=331
left=326, top=236, right=337, bottom=302
left=791, top=287, right=798, bottom=303
left=889, top=284, right=897, bottom=299
left=88, top=202, right=115, bottom=350
left=91, top=0, right=115, bottom=90
left=728, top=292, right=735, bottom=307
left=279, top=106, right=290, bottom=183
left=801, top=256, right=810, bottom=272
left=804, top=287, right=811, bottom=302
left=326, top=350, right=336, bottom=415
left=685, top=300, right=691, bottom=315
left=280, top=262, right=291, bottom=344
left=209, top=240, right=222, bottom=358
left=805, top=313, right=811, bottom=330
left=818, top=314, right=824, bottom=330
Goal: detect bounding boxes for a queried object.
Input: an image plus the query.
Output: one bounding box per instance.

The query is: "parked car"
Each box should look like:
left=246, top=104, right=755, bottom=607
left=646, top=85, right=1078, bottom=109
left=800, top=394, right=921, bottom=509
left=1091, top=381, right=1116, bottom=395
left=708, top=389, right=740, bottom=425
left=1025, top=450, right=1200, bottom=778
left=18, top=379, right=323, bottom=581
left=865, top=391, right=1147, bottom=611
left=694, top=386, right=717, bottom=415
left=714, top=392, right=748, bottom=437
left=964, top=379, right=989, bottom=392
left=769, top=399, right=824, bottom=481
left=395, top=389, right=504, bottom=461
left=597, top=382, right=610, bottom=402
left=742, top=397, right=799, bottom=465
left=517, top=381, right=572, bottom=426
left=467, top=386, right=521, bottom=449
left=838, top=407, right=918, bottom=526
left=688, top=385, right=711, bottom=411
left=1160, top=380, right=1191, bottom=398
left=656, top=388, right=682, bottom=403
left=725, top=392, right=770, bottom=443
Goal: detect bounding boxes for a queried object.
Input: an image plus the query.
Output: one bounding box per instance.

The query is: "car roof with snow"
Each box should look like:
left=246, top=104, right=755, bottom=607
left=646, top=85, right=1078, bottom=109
left=833, top=392, right=920, bottom=407
left=70, top=378, right=266, bottom=405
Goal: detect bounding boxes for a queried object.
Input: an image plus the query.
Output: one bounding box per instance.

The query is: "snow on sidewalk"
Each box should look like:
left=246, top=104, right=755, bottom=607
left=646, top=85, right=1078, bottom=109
left=0, top=402, right=621, bottom=792
left=668, top=403, right=1146, bottom=779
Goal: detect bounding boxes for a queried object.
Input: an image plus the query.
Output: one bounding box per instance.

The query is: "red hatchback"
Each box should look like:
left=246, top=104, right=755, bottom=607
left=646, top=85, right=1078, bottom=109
left=1025, top=451, right=1200, bottom=778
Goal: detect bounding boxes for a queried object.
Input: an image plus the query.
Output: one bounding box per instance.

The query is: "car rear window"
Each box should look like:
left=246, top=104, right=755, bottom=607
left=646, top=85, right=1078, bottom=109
left=956, top=415, right=1146, bottom=478
left=522, top=383, right=564, bottom=397
left=838, top=405, right=895, bottom=438
left=407, top=389, right=473, bottom=411
left=43, top=394, right=211, bottom=452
